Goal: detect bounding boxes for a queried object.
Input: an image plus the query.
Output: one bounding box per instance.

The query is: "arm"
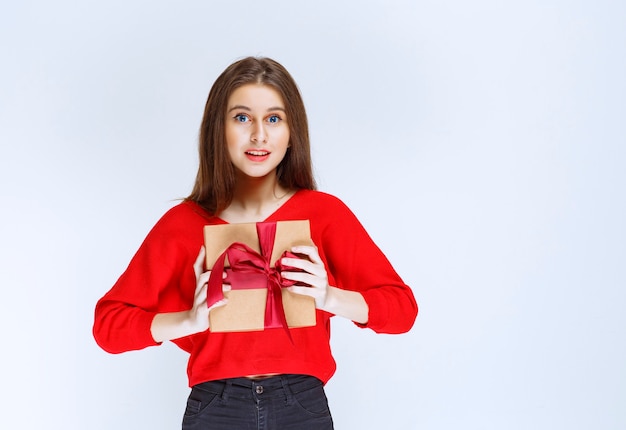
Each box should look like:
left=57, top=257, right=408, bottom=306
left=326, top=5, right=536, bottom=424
left=93, top=204, right=226, bottom=353
left=150, top=247, right=228, bottom=342
left=322, top=286, right=368, bottom=324
left=282, top=245, right=369, bottom=324
left=297, top=194, right=418, bottom=334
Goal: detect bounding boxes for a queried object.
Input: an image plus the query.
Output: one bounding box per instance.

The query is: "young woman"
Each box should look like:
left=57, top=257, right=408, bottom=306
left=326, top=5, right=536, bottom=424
left=93, top=57, right=418, bottom=429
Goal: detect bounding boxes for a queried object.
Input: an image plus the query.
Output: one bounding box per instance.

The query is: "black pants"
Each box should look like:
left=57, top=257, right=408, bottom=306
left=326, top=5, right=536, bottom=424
left=182, top=374, right=334, bottom=430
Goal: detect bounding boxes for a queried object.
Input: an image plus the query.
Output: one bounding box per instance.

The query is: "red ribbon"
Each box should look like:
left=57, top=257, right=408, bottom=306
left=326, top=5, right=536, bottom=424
left=206, top=222, right=300, bottom=337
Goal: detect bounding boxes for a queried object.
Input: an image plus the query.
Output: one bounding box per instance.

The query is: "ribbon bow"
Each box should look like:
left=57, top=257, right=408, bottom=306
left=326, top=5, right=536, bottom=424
left=206, top=222, right=299, bottom=338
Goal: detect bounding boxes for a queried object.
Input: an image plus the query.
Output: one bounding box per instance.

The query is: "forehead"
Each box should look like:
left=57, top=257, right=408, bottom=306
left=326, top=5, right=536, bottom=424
left=227, top=84, right=285, bottom=109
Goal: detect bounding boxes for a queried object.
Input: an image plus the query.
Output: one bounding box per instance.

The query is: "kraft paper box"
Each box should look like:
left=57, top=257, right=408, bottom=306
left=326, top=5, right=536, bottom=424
left=203, top=220, right=316, bottom=333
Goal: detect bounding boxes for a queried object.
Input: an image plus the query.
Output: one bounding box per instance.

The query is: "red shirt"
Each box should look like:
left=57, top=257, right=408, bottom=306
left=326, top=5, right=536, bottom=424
left=93, top=190, right=417, bottom=386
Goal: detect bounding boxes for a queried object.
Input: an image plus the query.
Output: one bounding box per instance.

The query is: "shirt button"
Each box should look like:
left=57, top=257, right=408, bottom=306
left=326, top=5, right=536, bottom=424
left=255, top=385, right=264, bottom=394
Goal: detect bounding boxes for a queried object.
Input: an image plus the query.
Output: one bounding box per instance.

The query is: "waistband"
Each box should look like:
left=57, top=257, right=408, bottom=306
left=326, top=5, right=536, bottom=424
left=192, top=374, right=322, bottom=400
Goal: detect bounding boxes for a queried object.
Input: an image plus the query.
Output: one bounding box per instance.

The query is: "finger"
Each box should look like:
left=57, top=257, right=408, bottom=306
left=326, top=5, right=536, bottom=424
left=290, top=245, right=323, bottom=264
left=288, top=285, right=318, bottom=299
left=195, top=282, right=208, bottom=304
left=281, top=257, right=325, bottom=278
left=193, top=246, right=206, bottom=278
left=208, top=298, right=229, bottom=312
left=282, top=250, right=327, bottom=277
left=197, top=270, right=212, bottom=288
left=282, top=271, right=326, bottom=288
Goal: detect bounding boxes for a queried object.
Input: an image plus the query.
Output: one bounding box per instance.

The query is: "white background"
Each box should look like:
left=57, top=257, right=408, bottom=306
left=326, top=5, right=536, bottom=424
left=1, top=1, right=624, bottom=429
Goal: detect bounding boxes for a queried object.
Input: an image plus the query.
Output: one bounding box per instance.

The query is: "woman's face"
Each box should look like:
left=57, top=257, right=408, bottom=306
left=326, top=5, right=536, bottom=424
left=225, top=83, right=290, bottom=181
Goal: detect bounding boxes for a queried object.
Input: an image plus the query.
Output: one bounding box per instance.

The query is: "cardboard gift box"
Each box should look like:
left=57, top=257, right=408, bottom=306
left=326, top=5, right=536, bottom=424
left=203, top=220, right=317, bottom=333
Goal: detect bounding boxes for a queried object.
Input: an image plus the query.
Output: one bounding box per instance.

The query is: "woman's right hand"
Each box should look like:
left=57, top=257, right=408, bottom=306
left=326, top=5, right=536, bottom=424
left=188, top=246, right=230, bottom=333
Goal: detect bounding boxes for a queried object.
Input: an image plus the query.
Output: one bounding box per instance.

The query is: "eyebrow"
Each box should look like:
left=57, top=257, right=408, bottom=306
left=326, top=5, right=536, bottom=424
left=227, top=105, right=286, bottom=113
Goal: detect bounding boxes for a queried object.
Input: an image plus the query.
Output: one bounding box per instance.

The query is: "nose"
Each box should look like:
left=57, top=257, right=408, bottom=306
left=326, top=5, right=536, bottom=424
left=251, top=122, right=267, bottom=144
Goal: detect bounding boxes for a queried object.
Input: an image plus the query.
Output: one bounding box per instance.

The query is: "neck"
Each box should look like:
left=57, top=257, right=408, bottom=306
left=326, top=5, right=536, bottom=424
left=222, top=174, right=293, bottom=223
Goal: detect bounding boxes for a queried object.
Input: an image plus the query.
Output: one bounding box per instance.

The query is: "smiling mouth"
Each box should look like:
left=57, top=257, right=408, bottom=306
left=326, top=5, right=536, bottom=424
left=245, top=150, right=270, bottom=156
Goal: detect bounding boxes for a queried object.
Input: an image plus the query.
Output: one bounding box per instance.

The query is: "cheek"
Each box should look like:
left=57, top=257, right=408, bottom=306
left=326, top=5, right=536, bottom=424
left=277, top=127, right=290, bottom=147
left=224, top=130, right=240, bottom=162
left=225, top=126, right=240, bottom=148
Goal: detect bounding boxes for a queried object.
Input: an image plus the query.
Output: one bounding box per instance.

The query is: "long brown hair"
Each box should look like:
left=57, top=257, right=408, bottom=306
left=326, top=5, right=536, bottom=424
left=187, top=57, right=316, bottom=215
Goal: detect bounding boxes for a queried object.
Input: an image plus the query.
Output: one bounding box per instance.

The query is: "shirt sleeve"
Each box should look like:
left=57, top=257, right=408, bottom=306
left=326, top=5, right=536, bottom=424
left=93, top=209, right=197, bottom=354
left=320, top=196, right=418, bottom=334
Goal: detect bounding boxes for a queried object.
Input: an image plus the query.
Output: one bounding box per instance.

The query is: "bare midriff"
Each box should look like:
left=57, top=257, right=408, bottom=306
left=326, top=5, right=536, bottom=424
left=245, top=373, right=280, bottom=380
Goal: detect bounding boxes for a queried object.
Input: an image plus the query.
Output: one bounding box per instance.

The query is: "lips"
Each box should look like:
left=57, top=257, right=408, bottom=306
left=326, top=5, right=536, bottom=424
left=245, top=150, right=270, bottom=161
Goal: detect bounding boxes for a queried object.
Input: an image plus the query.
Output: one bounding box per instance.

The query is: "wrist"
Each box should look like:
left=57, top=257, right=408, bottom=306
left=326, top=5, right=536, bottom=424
left=151, top=309, right=206, bottom=343
left=321, top=286, right=369, bottom=324
left=319, top=286, right=338, bottom=313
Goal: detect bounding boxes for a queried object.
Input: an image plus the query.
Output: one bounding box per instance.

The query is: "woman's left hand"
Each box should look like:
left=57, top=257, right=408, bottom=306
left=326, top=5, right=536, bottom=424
left=280, top=245, right=330, bottom=309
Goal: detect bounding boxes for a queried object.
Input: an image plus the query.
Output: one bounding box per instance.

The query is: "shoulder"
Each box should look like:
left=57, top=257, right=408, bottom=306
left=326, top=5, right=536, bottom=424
left=291, top=190, right=363, bottom=231
left=295, top=189, right=353, bottom=213
left=129, top=200, right=220, bottom=263
left=144, top=200, right=219, bottom=242
left=156, top=200, right=217, bottom=226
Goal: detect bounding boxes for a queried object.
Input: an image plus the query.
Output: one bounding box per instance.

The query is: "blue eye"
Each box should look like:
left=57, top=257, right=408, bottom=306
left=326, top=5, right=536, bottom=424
left=234, top=114, right=249, bottom=123
left=267, top=115, right=281, bottom=124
